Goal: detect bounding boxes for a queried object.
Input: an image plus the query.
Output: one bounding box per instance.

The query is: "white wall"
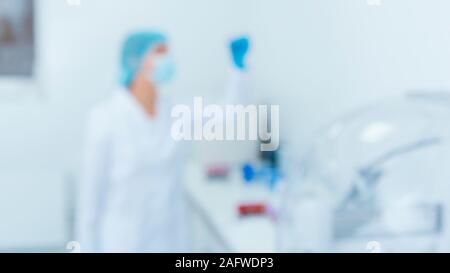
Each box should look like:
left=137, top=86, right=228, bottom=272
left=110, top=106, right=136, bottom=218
left=248, top=0, right=450, bottom=153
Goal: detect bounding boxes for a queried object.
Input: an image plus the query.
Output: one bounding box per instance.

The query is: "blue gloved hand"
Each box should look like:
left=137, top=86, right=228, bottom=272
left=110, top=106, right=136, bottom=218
left=230, top=36, right=250, bottom=70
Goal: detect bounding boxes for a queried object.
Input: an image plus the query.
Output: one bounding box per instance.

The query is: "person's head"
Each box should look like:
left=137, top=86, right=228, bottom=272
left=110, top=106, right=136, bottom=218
left=120, top=31, right=175, bottom=88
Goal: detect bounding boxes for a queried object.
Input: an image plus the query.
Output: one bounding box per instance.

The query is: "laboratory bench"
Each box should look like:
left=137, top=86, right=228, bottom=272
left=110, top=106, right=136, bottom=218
left=185, top=163, right=278, bottom=253
left=184, top=163, right=443, bottom=253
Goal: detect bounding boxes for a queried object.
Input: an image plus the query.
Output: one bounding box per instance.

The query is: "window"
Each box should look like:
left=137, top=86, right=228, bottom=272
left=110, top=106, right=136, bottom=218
left=0, top=0, right=34, bottom=77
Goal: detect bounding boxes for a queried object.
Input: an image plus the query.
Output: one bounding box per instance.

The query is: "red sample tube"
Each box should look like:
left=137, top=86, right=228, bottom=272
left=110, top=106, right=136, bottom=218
left=238, top=203, right=267, bottom=216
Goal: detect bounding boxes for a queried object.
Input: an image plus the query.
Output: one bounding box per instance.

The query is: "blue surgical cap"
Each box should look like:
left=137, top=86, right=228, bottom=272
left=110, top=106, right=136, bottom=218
left=120, top=31, right=167, bottom=87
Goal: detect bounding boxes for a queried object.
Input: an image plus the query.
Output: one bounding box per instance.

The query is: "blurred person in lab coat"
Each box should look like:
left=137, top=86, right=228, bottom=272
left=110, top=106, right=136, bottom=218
left=76, top=31, right=250, bottom=253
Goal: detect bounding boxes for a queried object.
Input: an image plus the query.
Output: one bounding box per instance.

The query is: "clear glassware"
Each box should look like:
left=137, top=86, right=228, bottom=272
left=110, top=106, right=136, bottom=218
left=279, top=93, right=450, bottom=252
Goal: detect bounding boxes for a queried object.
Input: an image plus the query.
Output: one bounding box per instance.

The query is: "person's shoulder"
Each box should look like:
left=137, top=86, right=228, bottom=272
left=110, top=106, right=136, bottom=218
left=86, top=91, right=124, bottom=137
left=89, top=88, right=128, bottom=120
left=89, top=97, right=114, bottom=123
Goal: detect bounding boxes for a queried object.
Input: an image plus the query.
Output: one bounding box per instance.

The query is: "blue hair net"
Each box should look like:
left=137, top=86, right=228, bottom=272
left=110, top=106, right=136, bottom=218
left=120, top=31, right=167, bottom=87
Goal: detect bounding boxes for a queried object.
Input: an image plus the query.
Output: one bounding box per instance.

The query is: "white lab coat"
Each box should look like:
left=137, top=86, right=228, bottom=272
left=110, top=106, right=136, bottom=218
left=76, top=71, right=245, bottom=253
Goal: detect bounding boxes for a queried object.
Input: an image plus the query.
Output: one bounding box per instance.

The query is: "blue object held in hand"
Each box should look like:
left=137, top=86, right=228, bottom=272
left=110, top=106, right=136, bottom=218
left=230, top=36, right=250, bottom=70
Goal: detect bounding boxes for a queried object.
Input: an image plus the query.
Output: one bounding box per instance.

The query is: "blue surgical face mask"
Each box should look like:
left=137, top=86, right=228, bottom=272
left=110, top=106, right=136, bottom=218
left=150, top=55, right=176, bottom=85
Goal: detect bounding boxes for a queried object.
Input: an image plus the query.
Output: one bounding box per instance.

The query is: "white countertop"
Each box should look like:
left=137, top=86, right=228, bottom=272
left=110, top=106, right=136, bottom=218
left=183, top=163, right=444, bottom=253
left=185, top=163, right=278, bottom=253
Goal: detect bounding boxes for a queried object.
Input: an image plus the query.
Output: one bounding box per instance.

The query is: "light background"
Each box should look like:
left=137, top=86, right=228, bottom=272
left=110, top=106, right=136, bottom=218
left=1, top=0, right=450, bottom=250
